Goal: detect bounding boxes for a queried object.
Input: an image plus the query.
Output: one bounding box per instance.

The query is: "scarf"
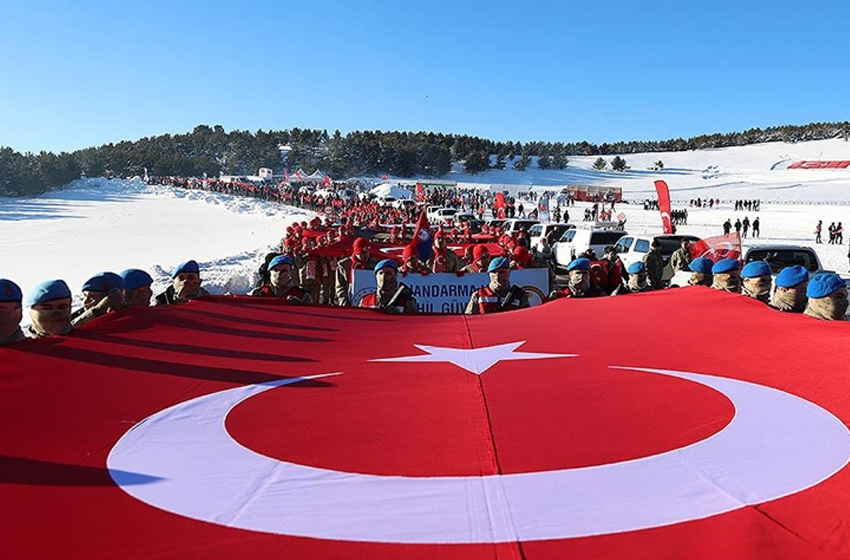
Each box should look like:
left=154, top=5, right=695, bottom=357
left=804, top=297, right=850, bottom=321
left=772, top=289, right=808, bottom=313
left=742, top=278, right=771, bottom=303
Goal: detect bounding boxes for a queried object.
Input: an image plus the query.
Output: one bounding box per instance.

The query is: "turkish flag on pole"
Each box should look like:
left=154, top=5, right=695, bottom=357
left=690, top=232, right=743, bottom=262
left=495, top=193, right=507, bottom=220
left=416, top=182, right=424, bottom=203
left=410, top=209, right=433, bottom=262
left=323, top=175, right=330, bottom=187
left=4, top=292, right=850, bottom=559
left=654, top=180, right=674, bottom=233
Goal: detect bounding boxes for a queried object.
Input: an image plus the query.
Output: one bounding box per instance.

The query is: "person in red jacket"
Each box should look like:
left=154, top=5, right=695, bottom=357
left=249, top=255, right=312, bottom=304
left=359, top=259, right=418, bottom=314
left=465, top=257, right=530, bottom=314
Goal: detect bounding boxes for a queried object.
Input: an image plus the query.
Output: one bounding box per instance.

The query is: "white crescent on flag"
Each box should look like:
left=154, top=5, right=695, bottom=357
left=108, top=354, right=850, bottom=544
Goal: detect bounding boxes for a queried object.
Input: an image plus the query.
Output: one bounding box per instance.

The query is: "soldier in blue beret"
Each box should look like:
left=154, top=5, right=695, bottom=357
left=688, top=257, right=714, bottom=287
left=360, top=259, right=417, bottom=314
left=741, top=261, right=773, bottom=304
left=155, top=260, right=210, bottom=306
left=466, top=257, right=530, bottom=314
left=613, top=262, right=652, bottom=294
left=0, top=279, right=26, bottom=345
left=249, top=255, right=312, bottom=304
left=804, top=273, right=848, bottom=321
left=551, top=258, right=603, bottom=299
left=24, top=279, right=74, bottom=338
left=771, top=265, right=809, bottom=313
left=711, top=258, right=742, bottom=293
left=71, top=272, right=126, bottom=328
left=120, top=269, right=154, bottom=307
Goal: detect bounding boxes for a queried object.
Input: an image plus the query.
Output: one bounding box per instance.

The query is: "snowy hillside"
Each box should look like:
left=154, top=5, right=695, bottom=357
left=447, top=138, right=850, bottom=203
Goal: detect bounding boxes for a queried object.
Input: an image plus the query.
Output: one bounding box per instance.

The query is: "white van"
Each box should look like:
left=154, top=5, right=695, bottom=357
left=614, top=234, right=701, bottom=282
left=553, top=228, right=627, bottom=272
left=528, top=223, right=575, bottom=252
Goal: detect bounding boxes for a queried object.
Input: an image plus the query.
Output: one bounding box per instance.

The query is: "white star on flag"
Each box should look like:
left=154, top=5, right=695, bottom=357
left=371, top=341, right=577, bottom=375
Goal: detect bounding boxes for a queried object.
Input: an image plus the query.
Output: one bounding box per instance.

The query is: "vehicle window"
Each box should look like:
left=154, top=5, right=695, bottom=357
left=591, top=231, right=627, bottom=245
left=746, top=250, right=819, bottom=273
left=560, top=230, right=576, bottom=242
left=634, top=239, right=650, bottom=253
left=529, top=225, right=543, bottom=237
left=614, top=237, right=632, bottom=254
left=657, top=238, right=683, bottom=256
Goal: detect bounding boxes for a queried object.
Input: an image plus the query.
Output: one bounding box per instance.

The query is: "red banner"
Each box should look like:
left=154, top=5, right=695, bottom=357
left=4, top=291, right=850, bottom=559
left=653, top=180, right=673, bottom=234
left=416, top=182, right=424, bottom=203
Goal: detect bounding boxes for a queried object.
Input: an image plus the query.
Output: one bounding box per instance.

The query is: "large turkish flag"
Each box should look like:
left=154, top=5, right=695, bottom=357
left=2, top=290, right=850, bottom=559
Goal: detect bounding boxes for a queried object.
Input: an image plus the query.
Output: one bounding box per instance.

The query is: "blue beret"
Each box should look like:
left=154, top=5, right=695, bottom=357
left=172, top=260, right=200, bottom=278
left=711, top=258, right=740, bottom=274
left=120, top=269, right=154, bottom=290
left=268, top=255, right=294, bottom=270
left=24, top=279, right=71, bottom=307
left=741, top=261, right=772, bottom=278
left=807, top=273, right=846, bottom=299
left=775, top=265, right=809, bottom=288
left=0, top=279, right=23, bottom=302
left=689, top=257, right=714, bottom=274
left=82, top=272, right=124, bottom=292
left=567, top=258, right=591, bottom=272
left=488, top=256, right=511, bottom=272
left=627, top=261, right=646, bottom=274
left=374, top=259, right=398, bottom=272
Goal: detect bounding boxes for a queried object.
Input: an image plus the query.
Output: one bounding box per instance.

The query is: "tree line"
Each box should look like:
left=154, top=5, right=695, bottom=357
left=2, top=121, right=850, bottom=197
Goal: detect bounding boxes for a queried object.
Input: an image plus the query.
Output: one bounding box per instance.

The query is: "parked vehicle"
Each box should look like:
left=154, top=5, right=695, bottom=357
left=426, top=207, right=458, bottom=223
left=669, top=244, right=832, bottom=287
left=614, top=234, right=702, bottom=283
left=553, top=227, right=628, bottom=273
left=501, top=219, right=540, bottom=235
left=528, top=223, right=575, bottom=252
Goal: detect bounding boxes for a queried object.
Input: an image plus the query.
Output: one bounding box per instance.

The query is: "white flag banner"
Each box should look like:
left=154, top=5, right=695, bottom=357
left=352, top=269, right=550, bottom=313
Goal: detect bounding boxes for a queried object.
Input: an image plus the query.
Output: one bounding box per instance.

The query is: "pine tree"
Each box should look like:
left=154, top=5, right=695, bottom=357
left=592, top=157, right=607, bottom=170
left=514, top=152, right=532, bottom=171
left=611, top=156, right=629, bottom=172
left=464, top=150, right=490, bottom=174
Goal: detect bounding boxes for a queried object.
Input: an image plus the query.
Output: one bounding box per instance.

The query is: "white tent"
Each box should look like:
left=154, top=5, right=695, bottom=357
left=369, top=183, right=414, bottom=199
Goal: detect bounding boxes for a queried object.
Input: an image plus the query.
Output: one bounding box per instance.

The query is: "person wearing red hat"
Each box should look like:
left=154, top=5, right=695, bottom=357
left=427, top=230, right=460, bottom=273
left=401, top=245, right=430, bottom=275
left=334, top=237, right=379, bottom=306
left=460, top=245, right=492, bottom=273
left=511, top=246, right=533, bottom=269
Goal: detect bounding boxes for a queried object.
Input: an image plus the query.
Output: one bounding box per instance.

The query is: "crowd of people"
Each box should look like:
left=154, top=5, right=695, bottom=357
left=723, top=216, right=760, bottom=238
left=3, top=228, right=848, bottom=348
left=814, top=220, right=844, bottom=245
left=3, top=182, right=848, bottom=347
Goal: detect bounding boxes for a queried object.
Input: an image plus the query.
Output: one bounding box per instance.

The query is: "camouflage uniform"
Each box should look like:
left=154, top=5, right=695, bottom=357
left=642, top=247, right=665, bottom=290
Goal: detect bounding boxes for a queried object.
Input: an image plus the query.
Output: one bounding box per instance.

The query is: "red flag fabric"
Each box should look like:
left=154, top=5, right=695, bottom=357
left=410, top=209, right=433, bottom=262
left=4, top=290, right=850, bottom=559
left=690, top=232, right=743, bottom=261
left=653, top=180, right=673, bottom=233
left=283, top=169, right=289, bottom=183
left=323, top=175, right=330, bottom=186
left=416, top=182, right=424, bottom=203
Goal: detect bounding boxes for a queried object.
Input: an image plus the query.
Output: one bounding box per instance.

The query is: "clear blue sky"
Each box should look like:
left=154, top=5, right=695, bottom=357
left=2, top=0, right=849, bottom=153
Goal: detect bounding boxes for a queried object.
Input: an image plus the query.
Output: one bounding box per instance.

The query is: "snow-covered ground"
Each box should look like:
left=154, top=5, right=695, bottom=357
left=2, top=138, right=850, bottom=320
left=0, top=178, right=315, bottom=312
